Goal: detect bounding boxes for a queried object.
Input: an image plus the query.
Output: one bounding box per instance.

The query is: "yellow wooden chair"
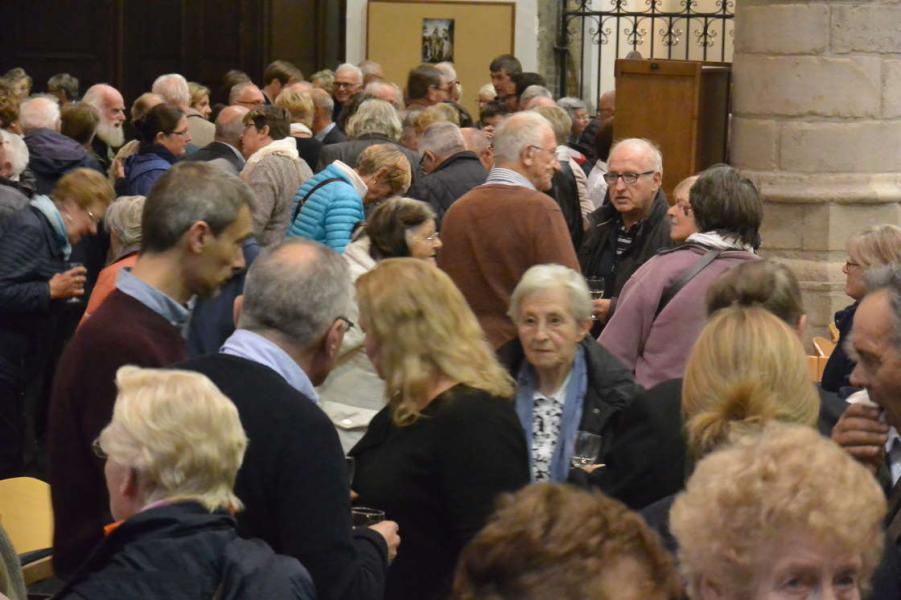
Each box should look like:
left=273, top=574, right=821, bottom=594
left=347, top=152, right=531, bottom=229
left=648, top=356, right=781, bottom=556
left=812, top=336, right=836, bottom=359
left=0, top=478, right=54, bottom=588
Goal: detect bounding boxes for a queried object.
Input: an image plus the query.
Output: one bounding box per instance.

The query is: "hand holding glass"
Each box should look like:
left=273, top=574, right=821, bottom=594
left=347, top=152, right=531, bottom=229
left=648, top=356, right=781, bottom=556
left=571, top=431, right=604, bottom=471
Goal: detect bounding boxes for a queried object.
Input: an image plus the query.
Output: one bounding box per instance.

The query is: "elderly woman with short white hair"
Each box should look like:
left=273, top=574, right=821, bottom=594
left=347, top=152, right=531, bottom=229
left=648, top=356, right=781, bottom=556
left=54, top=366, right=316, bottom=599
left=507, top=264, right=641, bottom=483
left=80, top=195, right=145, bottom=324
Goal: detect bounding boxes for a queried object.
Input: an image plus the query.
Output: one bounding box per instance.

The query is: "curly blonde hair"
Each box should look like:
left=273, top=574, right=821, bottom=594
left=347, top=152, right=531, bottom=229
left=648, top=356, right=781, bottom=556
left=671, top=423, right=886, bottom=599
left=356, top=143, right=412, bottom=197
left=355, top=258, right=514, bottom=426
left=682, top=305, right=818, bottom=459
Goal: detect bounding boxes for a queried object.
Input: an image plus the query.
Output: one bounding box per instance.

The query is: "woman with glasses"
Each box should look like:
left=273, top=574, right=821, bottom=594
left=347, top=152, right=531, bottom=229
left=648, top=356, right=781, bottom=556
left=0, top=168, right=113, bottom=477
left=350, top=259, right=529, bottom=600
left=821, top=224, right=901, bottom=395
left=319, top=197, right=443, bottom=451
left=54, top=366, right=316, bottom=599
left=122, top=103, right=190, bottom=196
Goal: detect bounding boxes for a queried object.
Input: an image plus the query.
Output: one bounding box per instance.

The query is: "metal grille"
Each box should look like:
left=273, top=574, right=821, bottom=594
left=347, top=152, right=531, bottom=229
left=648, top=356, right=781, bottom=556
left=556, top=0, right=735, bottom=107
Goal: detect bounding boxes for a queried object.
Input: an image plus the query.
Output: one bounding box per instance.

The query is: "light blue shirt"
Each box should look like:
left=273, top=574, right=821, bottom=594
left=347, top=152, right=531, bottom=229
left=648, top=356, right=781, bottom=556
left=115, top=268, right=191, bottom=331
left=483, top=167, right=536, bottom=190
left=220, top=329, right=319, bottom=403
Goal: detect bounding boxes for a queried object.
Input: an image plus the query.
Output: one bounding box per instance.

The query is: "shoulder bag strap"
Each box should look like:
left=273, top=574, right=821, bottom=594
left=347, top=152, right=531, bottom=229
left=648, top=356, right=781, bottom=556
left=654, top=248, right=723, bottom=319
left=291, top=177, right=342, bottom=223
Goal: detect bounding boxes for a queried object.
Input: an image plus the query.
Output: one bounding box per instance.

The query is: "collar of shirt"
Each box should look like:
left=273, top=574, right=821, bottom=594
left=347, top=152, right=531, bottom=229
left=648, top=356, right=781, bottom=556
left=886, top=425, right=901, bottom=485
left=330, top=160, right=369, bottom=197
left=484, top=167, right=536, bottom=191
left=115, top=268, right=191, bottom=330
left=220, top=329, right=319, bottom=403
left=314, top=122, right=336, bottom=141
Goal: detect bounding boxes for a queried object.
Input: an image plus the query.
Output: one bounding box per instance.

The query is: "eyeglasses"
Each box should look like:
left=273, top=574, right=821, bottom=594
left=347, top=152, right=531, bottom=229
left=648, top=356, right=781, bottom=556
left=92, top=437, right=108, bottom=460
left=169, top=128, right=190, bottom=138
left=424, top=231, right=440, bottom=242
left=603, top=170, right=656, bottom=185
left=336, top=316, right=355, bottom=331
left=528, top=145, right=557, bottom=157
left=334, top=81, right=359, bottom=89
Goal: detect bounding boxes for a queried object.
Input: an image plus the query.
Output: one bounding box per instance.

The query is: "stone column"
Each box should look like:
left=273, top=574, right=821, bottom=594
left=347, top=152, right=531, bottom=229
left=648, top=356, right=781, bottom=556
left=730, top=1, right=901, bottom=339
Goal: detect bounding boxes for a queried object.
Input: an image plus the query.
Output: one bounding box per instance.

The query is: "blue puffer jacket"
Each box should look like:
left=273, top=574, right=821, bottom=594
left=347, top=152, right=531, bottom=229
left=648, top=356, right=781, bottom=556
left=286, top=163, right=364, bottom=253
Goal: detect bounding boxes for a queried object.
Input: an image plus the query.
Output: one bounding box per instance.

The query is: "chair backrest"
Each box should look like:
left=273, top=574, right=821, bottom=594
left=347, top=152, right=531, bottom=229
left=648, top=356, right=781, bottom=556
left=812, top=336, right=836, bottom=358
left=0, top=478, right=52, bottom=555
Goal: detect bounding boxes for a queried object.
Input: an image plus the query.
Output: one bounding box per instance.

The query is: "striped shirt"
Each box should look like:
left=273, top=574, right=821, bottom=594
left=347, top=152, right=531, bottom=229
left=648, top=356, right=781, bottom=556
left=483, top=167, right=536, bottom=190
left=615, top=221, right=640, bottom=257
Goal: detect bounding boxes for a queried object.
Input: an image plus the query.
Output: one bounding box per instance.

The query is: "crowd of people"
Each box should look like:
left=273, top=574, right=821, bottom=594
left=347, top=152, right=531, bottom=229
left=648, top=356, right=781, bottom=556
left=0, top=54, right=900, bottom=600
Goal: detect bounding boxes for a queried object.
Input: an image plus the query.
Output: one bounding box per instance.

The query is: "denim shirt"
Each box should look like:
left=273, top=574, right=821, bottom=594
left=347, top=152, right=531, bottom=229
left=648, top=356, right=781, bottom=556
left=220, top=329, right=319, bottom=403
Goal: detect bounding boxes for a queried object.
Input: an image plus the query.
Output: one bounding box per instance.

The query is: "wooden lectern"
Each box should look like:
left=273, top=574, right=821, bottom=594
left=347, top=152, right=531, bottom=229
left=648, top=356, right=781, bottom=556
left=613, top=59, right=731, bottom=200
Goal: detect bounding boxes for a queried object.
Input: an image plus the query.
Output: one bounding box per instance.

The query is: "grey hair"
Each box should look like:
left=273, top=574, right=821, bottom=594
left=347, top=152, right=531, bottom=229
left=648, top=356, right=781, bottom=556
left=151, top=74, right=190, bottom=108
left=364, top=81, right=404, bottom=111
left=346, top=99, right=402, bottom=141
left=864, top=264, right=901, bottom=347
left=492, top=111, right=552, bottom=165
left=420, top=121, right=465, bottom=160
left=105, top=195, right=146, bottom=252
left=19, top=96, right=60, bottom=132
left=557, top=96, right=587, bottom=119
left=610, top=137, right=664, bottom=174
left=0, top=129, right=29, bottom=179
left=228, top=81, right=259, bottom=105
left=309, top=88, right=334, bottom=113
left=240, top=239, right=352, bottom=348
left=141, top=162, right=252, bottom=254
left=520, top=85, right=553, bottom=107
left=478, top=83, right=497, bottom=100
left=48, top=73, right=79, bottom=101
left=335, top=63, right=363, bottom=83
left=531, top=105, right=571, bottom=146
left=509, top=264, right=593, bottom=323
left=460, top=127, right=489, bottom=155
left=434, top=62, right=457, bottom=81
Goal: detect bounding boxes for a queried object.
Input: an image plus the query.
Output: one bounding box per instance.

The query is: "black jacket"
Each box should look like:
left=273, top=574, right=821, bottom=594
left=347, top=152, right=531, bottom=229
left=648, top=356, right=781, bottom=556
left=180, top=353, right=389, bottom=600
left=321, top=125, right=347, bottom=146
left=54, top=502, right=316, bottom=600
left=407, top=151, right=486, bottom=226
left=295, top=137, right=323, bottom=174
left=821, top=302, right=858, bottom=394
left=185, top=141, right=246, bottom=174
left=25, top=128, right=103, bottom=194
left=579, top=189, right=672, bottom=301
left=499, top=337, right=642, bottom=473
left=548, top=161, right=584, bottom=251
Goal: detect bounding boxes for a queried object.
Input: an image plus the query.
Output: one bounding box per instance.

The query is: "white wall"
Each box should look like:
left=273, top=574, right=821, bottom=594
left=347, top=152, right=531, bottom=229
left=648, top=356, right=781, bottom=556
left=345, top=0, right=538, bottom=71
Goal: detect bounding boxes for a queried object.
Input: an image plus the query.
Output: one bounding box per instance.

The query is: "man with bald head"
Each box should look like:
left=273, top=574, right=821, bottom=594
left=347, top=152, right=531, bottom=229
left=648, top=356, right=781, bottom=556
left=438, top=112, right=579, bottom=351
left=82, top=84, right=126, bottom=171
left=461, top=127, right=493, bottom=171
left=186, top=105, right=249, bottom=175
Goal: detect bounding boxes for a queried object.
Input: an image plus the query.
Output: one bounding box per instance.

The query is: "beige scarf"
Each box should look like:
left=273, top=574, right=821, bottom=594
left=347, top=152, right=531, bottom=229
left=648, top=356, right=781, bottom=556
left=241, top=137, right=299, bottom=181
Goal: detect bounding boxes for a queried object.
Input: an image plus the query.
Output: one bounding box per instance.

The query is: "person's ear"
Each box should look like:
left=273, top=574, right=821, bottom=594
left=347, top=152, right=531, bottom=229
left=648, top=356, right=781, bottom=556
left=324, top=319, right=345, bottom=362
left=797, top=313, right=808, bottom=340
left=521, top=145, right=535, bottom=167
left=185, top=221, right=213, bottom=255
left=577, top=319, right=593, bottom=340
left=155, top=130, right=167, bottom=145
left=233, top=295, right=244, bottom=329
left=260, top=124, right=271, bottom=139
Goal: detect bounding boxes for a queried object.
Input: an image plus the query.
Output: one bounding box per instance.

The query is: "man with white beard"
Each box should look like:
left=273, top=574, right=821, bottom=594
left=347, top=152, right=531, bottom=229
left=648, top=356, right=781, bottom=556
left=82, top=84, right=126, bottom=172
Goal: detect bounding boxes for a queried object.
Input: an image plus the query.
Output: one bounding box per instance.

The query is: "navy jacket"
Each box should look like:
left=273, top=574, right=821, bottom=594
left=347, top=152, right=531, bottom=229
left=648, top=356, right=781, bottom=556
left=821, top=302, right=858, bottom=394
left=123, top=145, right=177, bottom=196
left=407, top=151, right=487, bottom=227
left=25, top=129, right=103, bottom=194
left=54, top=502, right=316, bottom=600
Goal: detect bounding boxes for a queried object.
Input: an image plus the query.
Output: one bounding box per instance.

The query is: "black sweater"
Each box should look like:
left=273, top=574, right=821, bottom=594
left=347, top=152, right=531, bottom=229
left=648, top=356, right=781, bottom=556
left=179, top=353, right=389, bottom=600
left=350, top=384, right=529, bottom=600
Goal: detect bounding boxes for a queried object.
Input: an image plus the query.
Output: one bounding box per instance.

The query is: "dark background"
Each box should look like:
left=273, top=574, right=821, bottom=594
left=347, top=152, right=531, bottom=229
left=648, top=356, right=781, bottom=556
left=0, top=0, right=346, bottom=105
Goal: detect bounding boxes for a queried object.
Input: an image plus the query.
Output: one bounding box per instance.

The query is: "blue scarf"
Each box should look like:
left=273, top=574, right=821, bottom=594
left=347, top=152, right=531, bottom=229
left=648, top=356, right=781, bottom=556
left=30, top=195, right=71, bottom=260
left=515, top=346, right=589, bottom=482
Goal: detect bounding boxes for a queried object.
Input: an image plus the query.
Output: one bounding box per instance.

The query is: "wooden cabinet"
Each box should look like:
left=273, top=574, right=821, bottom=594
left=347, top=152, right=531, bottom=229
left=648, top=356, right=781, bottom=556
left=614, top=59, right=731, bottom=200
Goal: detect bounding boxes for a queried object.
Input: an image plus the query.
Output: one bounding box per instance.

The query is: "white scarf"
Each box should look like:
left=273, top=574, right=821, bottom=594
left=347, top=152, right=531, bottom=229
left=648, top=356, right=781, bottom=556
left=687, top=231, right=756, bottom=253
left=241, top=137, right=299, bottom=181
left=290, top=123, right=313, bottom=138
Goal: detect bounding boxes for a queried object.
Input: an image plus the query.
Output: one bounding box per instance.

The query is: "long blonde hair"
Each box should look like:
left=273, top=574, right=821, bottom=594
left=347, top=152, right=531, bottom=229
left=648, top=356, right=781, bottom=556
left=355, top=259, right=514, bottom=426
left=682, top=306, right=818, bottom=459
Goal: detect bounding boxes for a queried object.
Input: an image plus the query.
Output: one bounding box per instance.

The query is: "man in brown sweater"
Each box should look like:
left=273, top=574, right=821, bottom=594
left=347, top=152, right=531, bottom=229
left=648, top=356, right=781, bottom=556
left=48, top=162, right=254, bottom=577
left=438, top=111, right=579, bottom=350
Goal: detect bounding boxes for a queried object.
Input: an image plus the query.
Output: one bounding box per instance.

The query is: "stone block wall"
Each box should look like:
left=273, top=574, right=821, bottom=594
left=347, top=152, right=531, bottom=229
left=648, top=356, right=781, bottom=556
left=731, top=0, right=901, bottom=342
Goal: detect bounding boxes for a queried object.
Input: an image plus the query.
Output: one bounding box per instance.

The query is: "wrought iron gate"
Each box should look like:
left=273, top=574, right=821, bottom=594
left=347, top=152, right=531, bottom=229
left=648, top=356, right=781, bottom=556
left=555, top=0, right=735, bottom=108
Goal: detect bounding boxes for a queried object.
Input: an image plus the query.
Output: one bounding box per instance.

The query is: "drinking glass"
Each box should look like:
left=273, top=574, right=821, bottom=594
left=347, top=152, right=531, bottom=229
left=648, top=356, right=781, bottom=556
left=570, top=431, right=603, bottom=469
left=352, top=507, right=385, bottom=527
left=585, top=277, right=605, bottom=320
left=66, top=261, right=85, bottom=304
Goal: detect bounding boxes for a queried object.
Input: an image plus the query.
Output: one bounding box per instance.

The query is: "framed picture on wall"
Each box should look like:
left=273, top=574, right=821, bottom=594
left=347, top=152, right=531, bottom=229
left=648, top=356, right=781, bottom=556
left=422, top=19, right=454, bottom=63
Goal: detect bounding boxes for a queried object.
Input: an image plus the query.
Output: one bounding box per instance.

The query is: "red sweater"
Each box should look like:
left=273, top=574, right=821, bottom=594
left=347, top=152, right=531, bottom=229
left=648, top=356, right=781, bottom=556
left=437, top=184, right=580, bottom=349
left=48, top=290, right=187, bottom=577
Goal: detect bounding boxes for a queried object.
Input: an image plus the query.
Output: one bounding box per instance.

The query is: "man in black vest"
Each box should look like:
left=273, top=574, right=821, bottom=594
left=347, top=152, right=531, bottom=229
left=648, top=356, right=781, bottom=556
left=179, top=239, right=399, bottom=600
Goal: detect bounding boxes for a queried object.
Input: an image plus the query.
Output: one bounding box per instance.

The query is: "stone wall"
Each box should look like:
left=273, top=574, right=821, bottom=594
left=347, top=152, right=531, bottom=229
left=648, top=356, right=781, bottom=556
left=731, top=0, right=901, bottom=341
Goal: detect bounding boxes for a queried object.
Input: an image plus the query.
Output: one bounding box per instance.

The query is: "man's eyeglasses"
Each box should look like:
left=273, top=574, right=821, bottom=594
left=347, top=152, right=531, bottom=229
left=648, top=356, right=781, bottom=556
left=334, top=81, right=359, bottom=89
left=424, top=232, right=440, bottom=242
left=528, top=145, right=557, bottom=157
left=603, top=170, right=656, bottom=185
left=336, top=316, right=355, bottom=331
left=92, top=437, right=108, bottom=460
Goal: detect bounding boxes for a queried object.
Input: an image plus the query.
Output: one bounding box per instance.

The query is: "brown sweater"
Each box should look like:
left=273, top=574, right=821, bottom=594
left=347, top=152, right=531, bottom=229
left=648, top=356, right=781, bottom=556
left=48, top=290, right=187, bottom=577
left=437, top=184, right=580, bottom=349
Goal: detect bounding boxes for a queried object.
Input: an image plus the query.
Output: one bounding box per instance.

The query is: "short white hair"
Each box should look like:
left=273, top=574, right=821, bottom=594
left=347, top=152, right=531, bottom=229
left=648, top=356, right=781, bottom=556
left=509, top=264, right=593, bottom=324
left=335, top=63, right=363, bottom=83
left=105, top=195, right=146, bottom=250
left=151, top=73, right=190, bottom=108
left=434, top=62, right=457, bottom=81
left=492, top=111, right=552, bottom=165
left=346, top=99, right=402, bottom=141
left=0, top=129, right=29, bottom=179
left=420, top=121, right=465, bottom=160
left=609, top=137, right=664, bottom=174
left=478, top=83, right=497, bottom=100
left=100, top=366, right=248, bottom=512
left=19, top=96, right=60, bottom=132
left=520, top=85, right=553, bottom=107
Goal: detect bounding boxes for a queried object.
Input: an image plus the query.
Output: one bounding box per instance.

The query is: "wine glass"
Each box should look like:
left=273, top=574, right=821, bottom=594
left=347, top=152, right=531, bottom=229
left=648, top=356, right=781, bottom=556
left=571, top=431, right=603, bottom=470
left=585, top=277, right=605, bottom=320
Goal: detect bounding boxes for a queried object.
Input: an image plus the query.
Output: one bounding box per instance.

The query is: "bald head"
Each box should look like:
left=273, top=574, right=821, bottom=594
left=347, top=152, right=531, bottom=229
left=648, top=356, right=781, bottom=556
left=215, top=105, right=250, bottom=147
left=461, top=127, right=493, bottom=171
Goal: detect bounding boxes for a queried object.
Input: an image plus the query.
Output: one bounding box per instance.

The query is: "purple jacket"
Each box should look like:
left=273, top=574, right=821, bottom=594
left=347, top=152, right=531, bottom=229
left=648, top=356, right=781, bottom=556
left=599, top=244, right=759, bottom=389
